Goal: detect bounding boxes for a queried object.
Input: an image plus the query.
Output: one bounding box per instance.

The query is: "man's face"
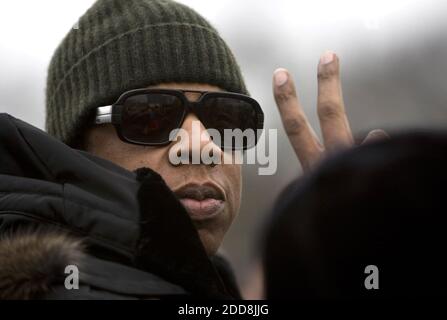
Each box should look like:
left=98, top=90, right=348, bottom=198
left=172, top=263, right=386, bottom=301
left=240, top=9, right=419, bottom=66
left=84, top=82, right=242, bottom=255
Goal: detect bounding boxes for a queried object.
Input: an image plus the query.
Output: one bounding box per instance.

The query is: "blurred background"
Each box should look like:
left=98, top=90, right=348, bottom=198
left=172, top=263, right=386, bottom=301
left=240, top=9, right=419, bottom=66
left=1, top=0, right=446, bottom=293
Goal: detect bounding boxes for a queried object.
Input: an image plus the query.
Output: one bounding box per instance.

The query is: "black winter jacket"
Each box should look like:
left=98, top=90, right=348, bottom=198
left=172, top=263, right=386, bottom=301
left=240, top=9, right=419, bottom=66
left=0, top=114, right=240, bottom=299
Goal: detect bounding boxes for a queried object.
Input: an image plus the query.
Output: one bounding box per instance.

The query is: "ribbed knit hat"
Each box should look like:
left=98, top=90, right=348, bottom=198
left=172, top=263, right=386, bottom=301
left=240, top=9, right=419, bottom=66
left=46, top=0, right=248, bottom=146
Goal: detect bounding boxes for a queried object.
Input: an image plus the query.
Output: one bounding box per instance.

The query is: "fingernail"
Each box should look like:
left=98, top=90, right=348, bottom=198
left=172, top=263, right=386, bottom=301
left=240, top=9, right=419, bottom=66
left=320, top=51, right=335, bottom=65
left=274, top=69, right=288, bottom=87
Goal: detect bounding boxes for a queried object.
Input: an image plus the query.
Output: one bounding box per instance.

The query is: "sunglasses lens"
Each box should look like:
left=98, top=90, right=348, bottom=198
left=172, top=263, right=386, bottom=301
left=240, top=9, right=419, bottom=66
left=121, top=93, right=184, bottom=144
left=199, top=96, right=262, bottom=150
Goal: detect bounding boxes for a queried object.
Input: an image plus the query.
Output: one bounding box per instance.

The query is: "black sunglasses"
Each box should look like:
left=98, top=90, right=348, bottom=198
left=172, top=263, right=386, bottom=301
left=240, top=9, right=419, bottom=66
left=95, top=88, right=264, bottom=150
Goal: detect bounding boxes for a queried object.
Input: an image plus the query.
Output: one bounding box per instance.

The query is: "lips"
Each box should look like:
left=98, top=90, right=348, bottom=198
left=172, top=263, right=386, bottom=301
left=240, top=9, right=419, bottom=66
left=174, top=183, right=225, bottom=221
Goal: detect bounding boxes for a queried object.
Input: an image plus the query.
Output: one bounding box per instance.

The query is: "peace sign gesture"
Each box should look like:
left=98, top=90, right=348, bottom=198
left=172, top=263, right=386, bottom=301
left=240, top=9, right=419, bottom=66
left=273, top=51, right=388, bottom=173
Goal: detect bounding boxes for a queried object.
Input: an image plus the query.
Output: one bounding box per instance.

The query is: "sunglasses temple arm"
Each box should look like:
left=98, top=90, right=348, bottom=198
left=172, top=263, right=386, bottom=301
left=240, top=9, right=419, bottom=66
left=95, top=105, right=113, bottom=124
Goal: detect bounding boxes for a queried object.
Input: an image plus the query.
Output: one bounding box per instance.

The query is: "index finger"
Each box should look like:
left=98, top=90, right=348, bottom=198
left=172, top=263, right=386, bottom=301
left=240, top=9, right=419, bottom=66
left=273, top=68, right=323, bottom=171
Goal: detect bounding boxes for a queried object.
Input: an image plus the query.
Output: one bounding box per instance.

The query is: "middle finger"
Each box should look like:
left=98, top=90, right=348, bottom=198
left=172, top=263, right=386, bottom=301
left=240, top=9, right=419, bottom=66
left=317, top=51, right=354, bottom=151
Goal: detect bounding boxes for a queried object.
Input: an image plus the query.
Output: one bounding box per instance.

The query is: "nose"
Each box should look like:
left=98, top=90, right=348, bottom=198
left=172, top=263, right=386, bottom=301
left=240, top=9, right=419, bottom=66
left=171, top=113, right=223, bottom=166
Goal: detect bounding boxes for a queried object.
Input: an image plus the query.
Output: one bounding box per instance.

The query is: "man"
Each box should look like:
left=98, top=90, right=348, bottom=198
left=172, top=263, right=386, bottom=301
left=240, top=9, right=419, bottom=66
left=0, top=0, right=385, bottom=299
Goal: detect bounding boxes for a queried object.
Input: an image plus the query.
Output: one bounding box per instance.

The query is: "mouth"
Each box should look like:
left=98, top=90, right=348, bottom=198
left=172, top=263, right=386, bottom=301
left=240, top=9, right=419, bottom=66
left=174, top=183, right=225, bottom=221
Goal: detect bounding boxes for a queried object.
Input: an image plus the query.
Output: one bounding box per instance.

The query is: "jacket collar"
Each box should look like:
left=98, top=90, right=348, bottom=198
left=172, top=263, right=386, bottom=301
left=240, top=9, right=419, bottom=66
left=0, top=114, right=237, bottom=299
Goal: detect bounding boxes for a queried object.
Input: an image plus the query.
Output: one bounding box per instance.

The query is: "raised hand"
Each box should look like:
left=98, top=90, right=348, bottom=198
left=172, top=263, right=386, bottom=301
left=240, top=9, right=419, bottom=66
left=273, top=51, right=388, bottom=173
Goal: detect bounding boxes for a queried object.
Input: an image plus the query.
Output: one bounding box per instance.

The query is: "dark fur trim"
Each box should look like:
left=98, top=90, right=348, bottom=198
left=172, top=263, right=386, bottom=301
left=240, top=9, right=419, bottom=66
left=135, top=170, right=231, bottom=299
left=0, top=230, right=84, bottom=299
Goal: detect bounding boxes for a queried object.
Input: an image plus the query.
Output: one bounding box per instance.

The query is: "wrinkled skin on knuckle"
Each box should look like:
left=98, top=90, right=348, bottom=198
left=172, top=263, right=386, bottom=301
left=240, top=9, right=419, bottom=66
left=318, top=101, right=342, bottom=120
left=283, top=116, right=306, bottom=136
left=317, top=67, right=339, bottom=81
left=274, top=86, right=296, bottom=104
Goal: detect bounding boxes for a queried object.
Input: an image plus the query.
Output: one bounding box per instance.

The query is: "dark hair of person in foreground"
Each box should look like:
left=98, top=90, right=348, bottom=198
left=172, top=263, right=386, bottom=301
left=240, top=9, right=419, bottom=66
left=263, top=131, right=447, bottom=299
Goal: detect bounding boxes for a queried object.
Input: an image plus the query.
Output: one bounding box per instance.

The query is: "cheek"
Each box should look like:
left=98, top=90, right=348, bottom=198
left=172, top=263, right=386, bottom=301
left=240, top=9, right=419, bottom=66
left=86, top=126, right=171, bottom=173
left=126, top=147, right=168, bottom=172
left=222, top=164, right=242, bottom=217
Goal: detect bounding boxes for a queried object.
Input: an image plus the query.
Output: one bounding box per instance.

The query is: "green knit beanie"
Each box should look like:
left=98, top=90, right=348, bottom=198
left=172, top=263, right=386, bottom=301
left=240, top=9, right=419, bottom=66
left=45, top=0, right=248, bottom=146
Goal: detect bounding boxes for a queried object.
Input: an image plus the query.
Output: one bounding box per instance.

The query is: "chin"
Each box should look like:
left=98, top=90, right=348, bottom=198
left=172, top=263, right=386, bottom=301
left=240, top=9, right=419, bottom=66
left=196, top=228, right=222, bottom=256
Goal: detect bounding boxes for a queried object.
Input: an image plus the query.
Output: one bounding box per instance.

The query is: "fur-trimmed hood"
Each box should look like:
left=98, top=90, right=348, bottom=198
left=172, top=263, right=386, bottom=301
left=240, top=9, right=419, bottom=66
left=0, top=114, right=240, bottom=299
left=0, top=231, right=84, bottom=299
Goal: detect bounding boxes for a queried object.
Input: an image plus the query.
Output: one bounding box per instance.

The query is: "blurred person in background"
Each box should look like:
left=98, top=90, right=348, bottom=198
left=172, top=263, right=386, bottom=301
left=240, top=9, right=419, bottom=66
left=0, top=0, right=385, bottom=299
left=262, top=131, right=447, bottom=299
